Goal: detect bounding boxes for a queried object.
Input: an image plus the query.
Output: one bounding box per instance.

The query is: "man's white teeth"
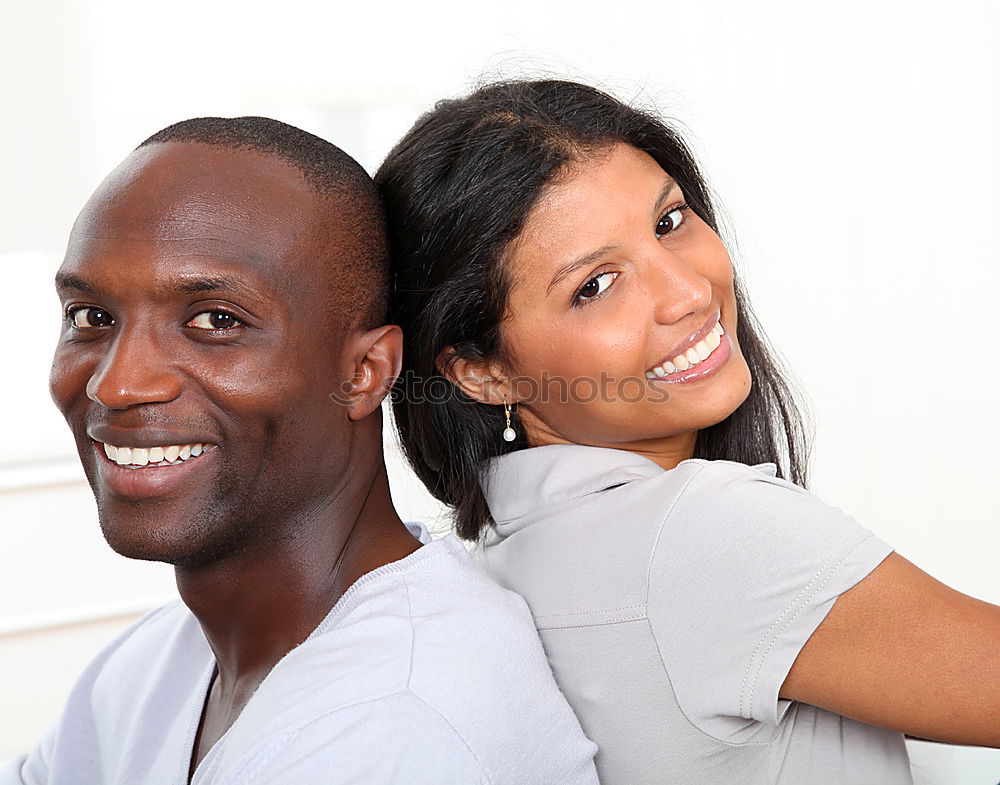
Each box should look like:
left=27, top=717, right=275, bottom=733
left=103, top=442, right=214, bottom=468
left=646, top=321, right=725, bottom=379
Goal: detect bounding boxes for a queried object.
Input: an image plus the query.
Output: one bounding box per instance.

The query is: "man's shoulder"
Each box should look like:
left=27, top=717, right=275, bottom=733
left=401, top=534, right=539, bottom=626
left=86, top=600, right=204, bottom=684
left=254, top=535, right=543, bottom=708
left=228, top=536, right=597, bottom=784
left=396, top=538, right=598, bottom=779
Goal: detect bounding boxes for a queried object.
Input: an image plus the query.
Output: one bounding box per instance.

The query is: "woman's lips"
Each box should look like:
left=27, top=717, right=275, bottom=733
left=646, top=331, right=732, bottom=384
left=647, top=317, right=725, bottom=378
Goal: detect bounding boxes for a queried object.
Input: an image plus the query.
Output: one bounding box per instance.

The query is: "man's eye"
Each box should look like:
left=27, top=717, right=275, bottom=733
left=70, top=307, right=114, bottom=328
left=187, top=311, right=242, bottom=330
left=655, top=205, right=688, bottom=238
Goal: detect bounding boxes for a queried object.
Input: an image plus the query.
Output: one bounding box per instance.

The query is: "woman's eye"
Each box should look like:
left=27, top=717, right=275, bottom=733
left=576, top=271, right=619, bottom=303
left=187, top=311, right=242, bottom=330
left=656, top=206, right=687, bottom=238
left=70, top=307, right=114, bottom=328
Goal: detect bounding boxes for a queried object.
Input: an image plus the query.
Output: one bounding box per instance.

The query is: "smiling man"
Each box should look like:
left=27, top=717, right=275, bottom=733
left=1, top=118, right=598, bottom=785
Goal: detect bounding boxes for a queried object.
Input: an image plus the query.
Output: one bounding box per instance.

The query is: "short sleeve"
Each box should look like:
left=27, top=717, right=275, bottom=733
left=646, top=460, right=893, bottom=742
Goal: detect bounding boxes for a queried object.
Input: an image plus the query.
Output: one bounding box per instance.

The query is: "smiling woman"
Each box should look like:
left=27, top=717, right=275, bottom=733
left=376, top=79, right=1000, bottom=785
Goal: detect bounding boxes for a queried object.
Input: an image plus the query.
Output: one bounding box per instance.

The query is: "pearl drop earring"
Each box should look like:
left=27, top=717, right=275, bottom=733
left=502, top=400, right=516, bottom=442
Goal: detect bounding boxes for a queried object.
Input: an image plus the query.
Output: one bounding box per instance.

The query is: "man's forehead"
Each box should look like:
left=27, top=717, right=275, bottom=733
left=92, top=142, right=322, bottom=226
left=68, top=142, right=336, bottom=268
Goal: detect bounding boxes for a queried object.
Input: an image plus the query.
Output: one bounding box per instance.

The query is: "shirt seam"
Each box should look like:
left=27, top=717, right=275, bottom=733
left=402, top=573, right=492, bottom=784
left=403, top=575, right=417, bottom=688
left=534, top=602, right=646, bottom=619
left=643, top=615, right=772, bottom=748
left=535, top=611, right=648, bottom=630
left=739, top=529, right=879, bottom=720
left=643, top=463, right=766, bottom=747
left=312, top=546, right=455, bottom=635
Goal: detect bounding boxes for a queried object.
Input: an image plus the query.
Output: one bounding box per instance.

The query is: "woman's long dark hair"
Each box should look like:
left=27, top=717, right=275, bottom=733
left=376, top=79, right=811, bottom=541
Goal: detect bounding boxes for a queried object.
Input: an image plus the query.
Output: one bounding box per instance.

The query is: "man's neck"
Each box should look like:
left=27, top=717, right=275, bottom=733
left=177, top=459, right=421, bottom=774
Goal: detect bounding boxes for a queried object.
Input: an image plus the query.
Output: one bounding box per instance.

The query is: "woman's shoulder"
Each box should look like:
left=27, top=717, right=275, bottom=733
left=584, top=454, right=812, bottom=532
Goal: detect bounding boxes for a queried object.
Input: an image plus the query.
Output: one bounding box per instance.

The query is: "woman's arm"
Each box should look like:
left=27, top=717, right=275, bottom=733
left=780, top=552, right=1000, bottom=747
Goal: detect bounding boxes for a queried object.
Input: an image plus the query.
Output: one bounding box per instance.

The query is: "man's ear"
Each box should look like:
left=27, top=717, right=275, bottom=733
left=341, top=324, right=403, bottom=421
left=436, top=347, right=509, bottom=406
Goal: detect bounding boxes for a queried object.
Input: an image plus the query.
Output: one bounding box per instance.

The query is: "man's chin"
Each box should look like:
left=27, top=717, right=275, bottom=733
left=96, top=505, right=250, bottom=571
left=96, top=500, right=211, bottom=565
left=98, top=517, right=192, bottom=565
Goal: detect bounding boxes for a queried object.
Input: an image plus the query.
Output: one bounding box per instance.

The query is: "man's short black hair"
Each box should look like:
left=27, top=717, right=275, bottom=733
left=139, top=116, right=389, bottom=326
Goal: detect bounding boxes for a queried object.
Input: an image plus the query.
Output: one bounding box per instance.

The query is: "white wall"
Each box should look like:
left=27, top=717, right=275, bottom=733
left=2, top=0, right=999, bottom=780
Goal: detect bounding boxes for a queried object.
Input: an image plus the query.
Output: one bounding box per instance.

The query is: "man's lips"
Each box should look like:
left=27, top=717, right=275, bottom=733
left=98, top=440, right=216, bottom=468
left=91, top=440, right=219, bottom=500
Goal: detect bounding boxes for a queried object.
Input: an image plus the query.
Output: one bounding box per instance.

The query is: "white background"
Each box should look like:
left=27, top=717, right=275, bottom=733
left=2, top=1, right=999, bottom=781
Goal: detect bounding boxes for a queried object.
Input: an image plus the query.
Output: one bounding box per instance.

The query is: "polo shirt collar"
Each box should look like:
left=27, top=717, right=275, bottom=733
left=481, top=444, right=668, bottom=528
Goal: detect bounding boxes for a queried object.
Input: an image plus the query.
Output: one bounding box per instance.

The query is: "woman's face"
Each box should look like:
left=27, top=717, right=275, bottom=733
left=495, top=143, right=752, bottom=463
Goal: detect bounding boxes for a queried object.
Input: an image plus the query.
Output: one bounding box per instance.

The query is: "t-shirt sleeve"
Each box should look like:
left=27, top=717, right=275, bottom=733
left=646, top=460, right=894, bottom=742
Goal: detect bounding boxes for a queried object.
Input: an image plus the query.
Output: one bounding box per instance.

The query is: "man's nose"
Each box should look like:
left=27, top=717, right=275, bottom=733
left=86, top=329, right=182, bottom=409
left=649, top=247, right=714, bottom=325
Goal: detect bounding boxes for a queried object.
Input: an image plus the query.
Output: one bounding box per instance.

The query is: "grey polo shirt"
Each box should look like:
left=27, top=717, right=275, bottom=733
left=476, top=444, right=911, bottom=785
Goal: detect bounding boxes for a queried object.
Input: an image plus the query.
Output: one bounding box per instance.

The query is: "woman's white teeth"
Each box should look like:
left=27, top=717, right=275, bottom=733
left=647, top=320, right=726, bottom=378
left=103, top=442, right=213, bottom=468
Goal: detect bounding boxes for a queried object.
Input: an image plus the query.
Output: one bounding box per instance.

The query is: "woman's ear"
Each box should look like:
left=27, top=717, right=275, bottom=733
left=341, top=324, right=403, bottom=421
left=436, top=347, right=509, bottom=406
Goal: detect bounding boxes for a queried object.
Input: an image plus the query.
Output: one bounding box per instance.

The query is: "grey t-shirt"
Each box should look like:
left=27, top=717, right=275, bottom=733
left=477, top=444, right=912, bottom=785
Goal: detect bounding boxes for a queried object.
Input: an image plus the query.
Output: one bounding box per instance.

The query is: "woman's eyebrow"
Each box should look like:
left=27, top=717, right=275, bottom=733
left=652, top=177, right=679, bottom=218
left=546, top=177, right=681, bottom=297
left=547, top=244, right=619, bottom=295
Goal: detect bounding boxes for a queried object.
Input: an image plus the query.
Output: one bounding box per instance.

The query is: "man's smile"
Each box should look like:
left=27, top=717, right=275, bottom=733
left=99, top=441, right=216, bottom=468
left=91, top=439, right=220, bottom=499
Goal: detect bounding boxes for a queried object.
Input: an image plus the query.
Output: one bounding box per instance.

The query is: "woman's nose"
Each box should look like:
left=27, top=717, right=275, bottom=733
left=648, top=246, right=714, bottom=325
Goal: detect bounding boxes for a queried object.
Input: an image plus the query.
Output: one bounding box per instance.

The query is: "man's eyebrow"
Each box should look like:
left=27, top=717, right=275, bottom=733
left=55, top=272, right=96, bottom=294
left=170, top=275, right=262, bottom=298
left=54, top=272, right=265, bottom=299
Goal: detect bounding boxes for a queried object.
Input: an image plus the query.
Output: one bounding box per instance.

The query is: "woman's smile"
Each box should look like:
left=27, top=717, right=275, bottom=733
left=645, top=317, right=733, bottom=384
